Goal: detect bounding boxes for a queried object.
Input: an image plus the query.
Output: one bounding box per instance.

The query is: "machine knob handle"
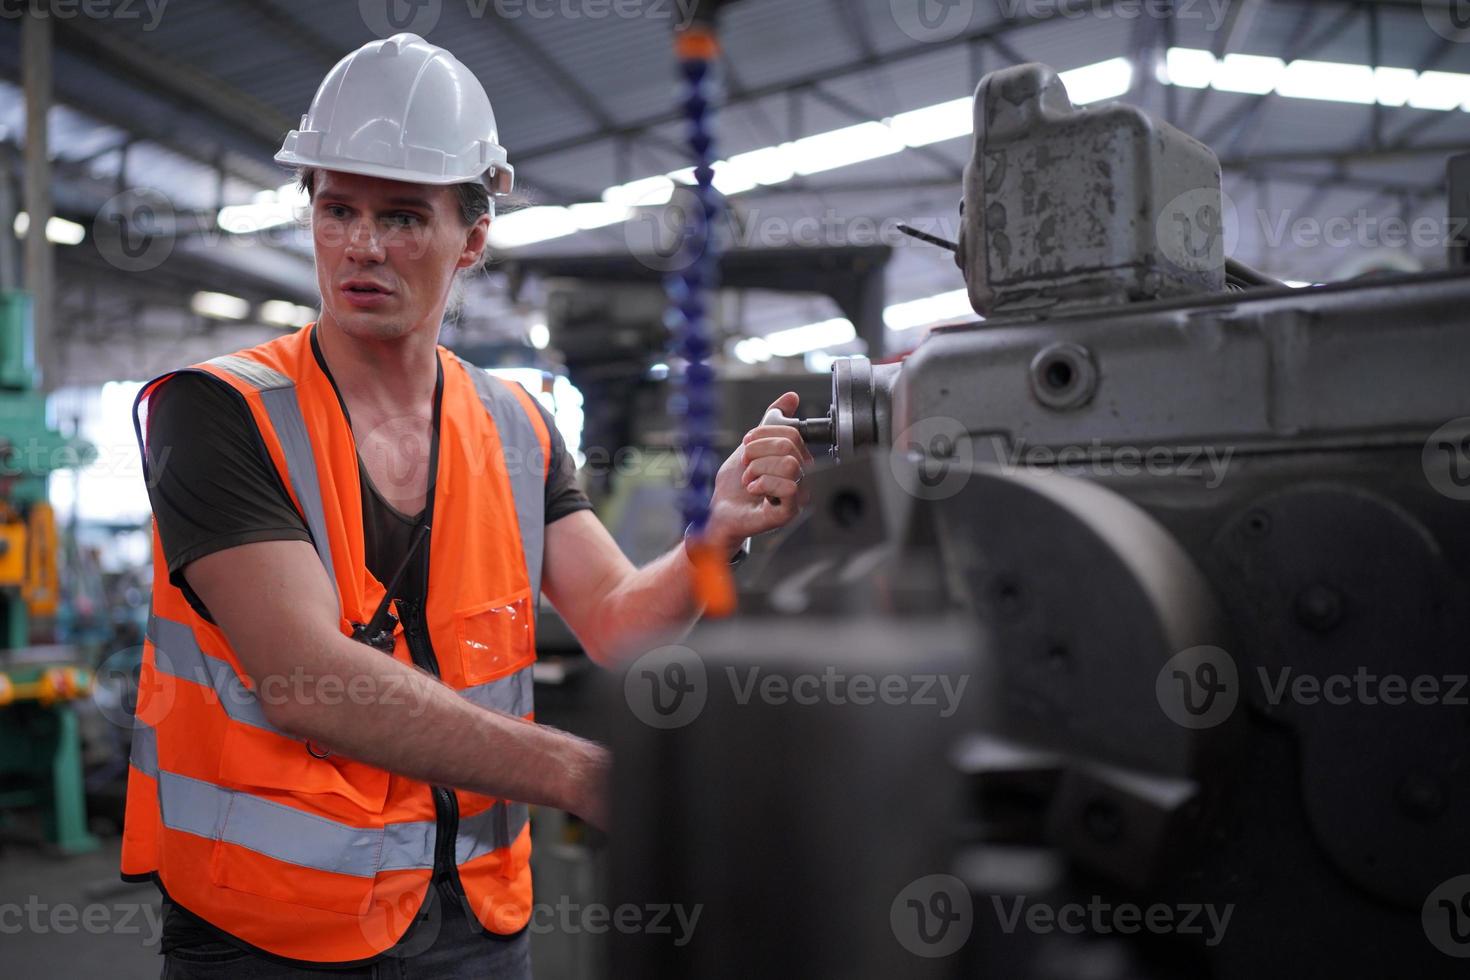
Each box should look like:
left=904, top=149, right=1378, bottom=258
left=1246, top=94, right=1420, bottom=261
left=757, top=407, right=834, bottom=507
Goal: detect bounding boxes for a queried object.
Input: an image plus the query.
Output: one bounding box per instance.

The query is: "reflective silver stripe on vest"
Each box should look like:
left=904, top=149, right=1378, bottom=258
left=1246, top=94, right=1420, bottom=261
left=159, top=769, right=386, bottom=878
left=147, top=748, right=527, bottom=877
left=205, top=355, right=340, bottom=613
left=466, top=367, right=548, bottom=609
left=460, top=665, right=533, bottom=717
left=148, top=613, right=278, bottom=733
left=130, top=718, right=158, bottom=778
left=457, top=801, right=530, bottom=865
left=205, top=354, right=290, bottom=391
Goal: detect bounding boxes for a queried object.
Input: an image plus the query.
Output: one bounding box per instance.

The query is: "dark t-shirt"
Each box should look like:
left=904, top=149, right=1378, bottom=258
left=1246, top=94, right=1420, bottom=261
left=144, top=364, right=591, bottom=621
left=141, top=353, right=591, bottom=956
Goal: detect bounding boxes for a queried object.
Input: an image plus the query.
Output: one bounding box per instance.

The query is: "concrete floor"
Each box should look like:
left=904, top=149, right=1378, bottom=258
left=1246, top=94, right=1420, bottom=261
left=1, top=836, right=163, bottom=980
left=0, top=826, right=606, bottom=979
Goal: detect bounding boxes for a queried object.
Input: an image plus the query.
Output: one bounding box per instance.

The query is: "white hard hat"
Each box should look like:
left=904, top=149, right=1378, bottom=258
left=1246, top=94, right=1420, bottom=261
left=275, top=33, right=513, bottom=196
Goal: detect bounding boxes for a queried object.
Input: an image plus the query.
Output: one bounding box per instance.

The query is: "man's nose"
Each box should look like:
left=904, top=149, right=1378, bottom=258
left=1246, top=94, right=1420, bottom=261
left=345, top=216, right=386, bottom=263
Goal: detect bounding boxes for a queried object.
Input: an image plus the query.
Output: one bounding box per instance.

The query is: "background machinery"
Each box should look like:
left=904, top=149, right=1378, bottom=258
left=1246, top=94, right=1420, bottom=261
left=607, top=63, right=1470, bottom=979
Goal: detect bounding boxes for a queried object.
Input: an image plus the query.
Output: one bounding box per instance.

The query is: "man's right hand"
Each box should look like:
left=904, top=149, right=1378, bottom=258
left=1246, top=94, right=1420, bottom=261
left=185, top=539, right=609, bottom=826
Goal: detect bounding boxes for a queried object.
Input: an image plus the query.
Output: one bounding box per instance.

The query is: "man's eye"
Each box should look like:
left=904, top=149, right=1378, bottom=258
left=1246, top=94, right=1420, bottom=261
left=386, top=213, right=420, bottom=227
left=322, top=205, right=349, bottom=220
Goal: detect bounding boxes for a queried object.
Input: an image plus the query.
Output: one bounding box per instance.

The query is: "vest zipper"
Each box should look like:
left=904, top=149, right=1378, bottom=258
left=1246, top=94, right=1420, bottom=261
left=398, top=597, right=464, bottom=910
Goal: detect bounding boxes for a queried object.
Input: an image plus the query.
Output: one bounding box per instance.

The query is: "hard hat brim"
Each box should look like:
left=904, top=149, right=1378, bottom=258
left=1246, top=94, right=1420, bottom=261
left=274, top=147, right=513, bottom=195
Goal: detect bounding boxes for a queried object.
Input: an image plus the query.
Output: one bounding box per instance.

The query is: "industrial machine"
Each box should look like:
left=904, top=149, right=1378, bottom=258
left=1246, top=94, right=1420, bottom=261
left=0, top=289, right=99, bottom=854
left=607, top=64, right=1470, bottom=978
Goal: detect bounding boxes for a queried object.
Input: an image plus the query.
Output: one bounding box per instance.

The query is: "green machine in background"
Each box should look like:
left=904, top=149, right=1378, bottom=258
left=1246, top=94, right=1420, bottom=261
left=0, top=290, right=99, bottom=854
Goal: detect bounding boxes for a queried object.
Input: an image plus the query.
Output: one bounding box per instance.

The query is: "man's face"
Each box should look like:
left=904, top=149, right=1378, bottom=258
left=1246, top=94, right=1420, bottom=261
left=310, top=170, right=488, bottom=341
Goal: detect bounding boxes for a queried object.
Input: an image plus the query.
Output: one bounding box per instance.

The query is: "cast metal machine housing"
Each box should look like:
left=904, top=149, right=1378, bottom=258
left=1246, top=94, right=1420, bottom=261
left=607, top=64, right=1470, bottom=979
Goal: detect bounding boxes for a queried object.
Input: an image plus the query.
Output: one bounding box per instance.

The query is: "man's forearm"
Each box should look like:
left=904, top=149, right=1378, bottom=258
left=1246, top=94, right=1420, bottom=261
left=262, top=631, right=607, bottom=824
left=585, top=539, right=715, bottom=666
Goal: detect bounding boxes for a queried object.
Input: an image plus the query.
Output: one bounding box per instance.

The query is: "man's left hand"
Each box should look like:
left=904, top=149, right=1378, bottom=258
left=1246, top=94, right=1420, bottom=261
left=701, top=391, right=814, bottom=556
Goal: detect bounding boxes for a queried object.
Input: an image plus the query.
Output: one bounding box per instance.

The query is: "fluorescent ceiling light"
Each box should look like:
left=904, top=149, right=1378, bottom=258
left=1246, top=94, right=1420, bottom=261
left=1060, top=57, right=1134, bottom=104
left=1161, top=46, right=1470, bottom=112
left=764, top=317, right=857, bottom=356
left=191, top=291, right=249, bottom=321
left=1277, top=59, right=1376, bottom=104
left=259, top=301, right=316, bottom=329
left=723, top=145, right=797, bottom=187
left=888, top=97, right=972, bottom=147
left=733, top=337, right=771, bottom=364
left=1212, top=53, right=1284, bottom=95
left=218, top=181, right=307, bottom=234
left=568, top=202, right=632, bottom=230
left=13, top=212, right=86, bottom=245
left=528, top=317, right=550, bottom=350
left=490, top=207, right=578, bottom=248
left=1409, top=71, right=1470, bottom=111
left=805, top=350, right=840, bottom=373
left=884, top=289, right=973, bottom=331
left=1373, top=67, right=1417, bottom=108
left=789, top=122, right=905, bottom=176
left=1164, top=48, right=1215, bottom=89
left=602, top=175, right=674, bottom=208
left=669, top=162, right=761, bottom=196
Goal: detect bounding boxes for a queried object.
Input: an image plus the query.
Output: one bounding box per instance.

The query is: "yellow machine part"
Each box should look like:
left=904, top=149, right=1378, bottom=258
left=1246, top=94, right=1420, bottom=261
left=23, top=501, right=58, bottom=617
left=0, top=520, right=24, bottom=587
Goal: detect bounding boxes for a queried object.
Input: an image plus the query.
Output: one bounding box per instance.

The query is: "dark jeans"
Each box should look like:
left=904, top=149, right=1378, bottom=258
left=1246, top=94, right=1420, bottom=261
left=160, top=890, right=532, bottom=979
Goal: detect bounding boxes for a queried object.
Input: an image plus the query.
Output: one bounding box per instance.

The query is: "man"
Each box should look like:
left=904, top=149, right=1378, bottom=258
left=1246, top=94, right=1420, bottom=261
left=121, top=33, right=811, bottom=978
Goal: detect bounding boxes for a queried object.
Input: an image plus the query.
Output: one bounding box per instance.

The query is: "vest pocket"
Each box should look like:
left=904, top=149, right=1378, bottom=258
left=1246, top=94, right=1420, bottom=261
left=217, top=722, right=391, bottom=815
left=454, top=589, right=534, bottom=688
left=208, top=811, right=379, bottom=916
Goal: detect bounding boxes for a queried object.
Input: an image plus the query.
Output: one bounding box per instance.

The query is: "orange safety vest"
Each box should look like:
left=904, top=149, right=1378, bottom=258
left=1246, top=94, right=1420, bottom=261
left=120, top=324, right=552, bottom=964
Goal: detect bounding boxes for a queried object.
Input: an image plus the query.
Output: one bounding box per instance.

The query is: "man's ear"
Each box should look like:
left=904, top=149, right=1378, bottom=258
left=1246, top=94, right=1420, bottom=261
left=458, top=214, right=491, bottom=269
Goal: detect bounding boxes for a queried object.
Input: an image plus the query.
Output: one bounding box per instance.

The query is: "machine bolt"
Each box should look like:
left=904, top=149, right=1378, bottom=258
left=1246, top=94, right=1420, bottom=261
left=1242, top=509, right=1272, bottom=539
left=1295, top=584, right=1344, bottom=633
left=1029, top=343, right=1098, bottom=411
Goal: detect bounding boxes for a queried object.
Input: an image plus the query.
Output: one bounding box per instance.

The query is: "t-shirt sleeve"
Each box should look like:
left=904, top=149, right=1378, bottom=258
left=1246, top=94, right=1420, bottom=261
left=528, top=397, right=593, bottom=525
left=142, top=372, right=312, bottom=616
